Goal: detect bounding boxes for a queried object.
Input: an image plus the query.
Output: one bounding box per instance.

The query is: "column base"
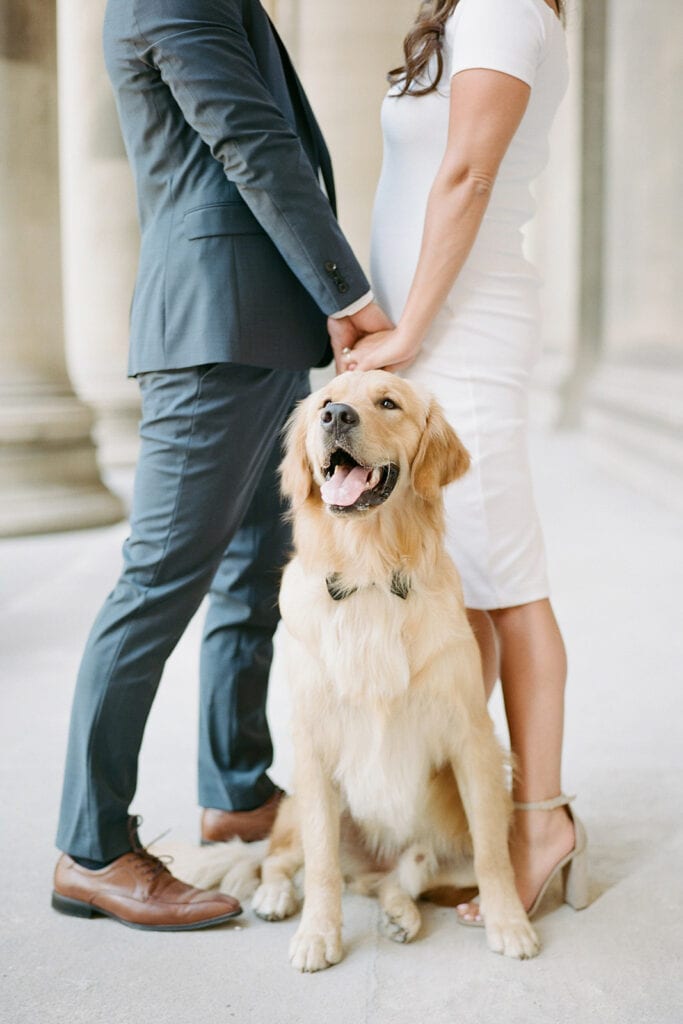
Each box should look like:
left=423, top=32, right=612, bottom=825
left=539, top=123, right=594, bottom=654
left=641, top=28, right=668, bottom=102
left=0, top=388, right=125, bottom=537
left=90, top=401, right=141, bottom=470
left=66, top=371, right=141, bottom=471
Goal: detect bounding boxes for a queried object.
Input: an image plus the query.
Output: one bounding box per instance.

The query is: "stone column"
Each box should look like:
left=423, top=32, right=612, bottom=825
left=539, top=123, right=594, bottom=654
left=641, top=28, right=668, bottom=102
left=581, top=0, right=683, bottom=510
left=525, top=3, right=582, bottom=426
left=558, top=0, right=609, bottom=427
left=270, top=1, right=299, bottom=54
left=57, top=0, right=141, bottom=469
left=0, top=0, right=124, bottom=536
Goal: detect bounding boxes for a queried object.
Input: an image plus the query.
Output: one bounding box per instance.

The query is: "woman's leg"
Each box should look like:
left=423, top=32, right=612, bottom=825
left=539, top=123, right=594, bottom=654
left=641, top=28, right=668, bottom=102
left=459, top=598, right=575, bottom=916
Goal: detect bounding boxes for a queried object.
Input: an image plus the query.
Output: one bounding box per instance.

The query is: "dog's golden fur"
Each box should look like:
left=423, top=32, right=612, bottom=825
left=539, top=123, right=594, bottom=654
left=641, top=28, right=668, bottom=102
left=253, top=371, right=539, bottom=970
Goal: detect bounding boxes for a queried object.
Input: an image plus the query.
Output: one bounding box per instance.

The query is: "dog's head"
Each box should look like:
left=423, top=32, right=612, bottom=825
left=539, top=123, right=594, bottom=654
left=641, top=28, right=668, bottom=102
left=281, top=370, right=470, bottom=515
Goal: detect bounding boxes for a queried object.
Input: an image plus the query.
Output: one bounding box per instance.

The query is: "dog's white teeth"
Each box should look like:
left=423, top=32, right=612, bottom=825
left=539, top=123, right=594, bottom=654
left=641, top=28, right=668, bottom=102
left=368, top=468, right=381, bottom=488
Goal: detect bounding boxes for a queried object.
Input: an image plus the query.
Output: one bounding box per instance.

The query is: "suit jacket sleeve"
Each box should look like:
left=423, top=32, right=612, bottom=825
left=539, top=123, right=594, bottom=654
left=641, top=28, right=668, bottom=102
left=132, top=0, right=370, bottom=315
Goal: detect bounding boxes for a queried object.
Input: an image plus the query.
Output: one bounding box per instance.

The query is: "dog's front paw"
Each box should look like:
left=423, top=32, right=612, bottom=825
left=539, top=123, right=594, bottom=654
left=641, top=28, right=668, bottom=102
left=289, top=924, right=343, bottom=972
left=485, top=915, right=540, bottom=960
left=252, top=880, right=299, bottom=921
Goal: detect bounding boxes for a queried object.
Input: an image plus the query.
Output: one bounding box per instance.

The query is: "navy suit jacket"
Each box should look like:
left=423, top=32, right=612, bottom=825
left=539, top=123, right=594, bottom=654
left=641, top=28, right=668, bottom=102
left=103, top=0, right=370, bottom=374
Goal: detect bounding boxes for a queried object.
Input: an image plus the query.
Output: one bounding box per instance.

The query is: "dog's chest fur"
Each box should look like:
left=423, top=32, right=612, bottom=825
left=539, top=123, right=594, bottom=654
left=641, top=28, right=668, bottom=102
left=332, top=697, right=443, bottom=845
left=281, top=559, right=455, bottom=846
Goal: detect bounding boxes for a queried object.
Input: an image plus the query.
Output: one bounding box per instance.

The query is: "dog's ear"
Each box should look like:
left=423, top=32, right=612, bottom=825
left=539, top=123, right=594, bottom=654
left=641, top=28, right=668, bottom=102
left=411, top=397, right=470, bottom=501
left=280, top=399, right=313, bottom=509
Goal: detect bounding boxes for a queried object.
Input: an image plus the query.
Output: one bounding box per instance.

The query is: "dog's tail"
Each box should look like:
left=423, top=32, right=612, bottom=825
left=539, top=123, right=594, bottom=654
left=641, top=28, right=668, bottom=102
left=150, top=838, right=263, bottom=902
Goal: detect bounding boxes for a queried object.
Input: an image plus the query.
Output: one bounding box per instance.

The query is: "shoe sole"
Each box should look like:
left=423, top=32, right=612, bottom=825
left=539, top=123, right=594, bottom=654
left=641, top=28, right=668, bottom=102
left=51, top=892, right=242, bottom=931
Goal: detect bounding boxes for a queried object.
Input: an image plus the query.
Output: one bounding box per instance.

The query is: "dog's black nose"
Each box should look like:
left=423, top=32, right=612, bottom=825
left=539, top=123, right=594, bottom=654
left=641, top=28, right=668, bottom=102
left=320, top=403, right=359, bottom=434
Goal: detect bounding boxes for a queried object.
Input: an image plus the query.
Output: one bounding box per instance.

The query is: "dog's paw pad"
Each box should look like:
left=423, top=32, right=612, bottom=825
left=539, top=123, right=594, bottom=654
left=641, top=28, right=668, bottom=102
left=379, top=905, right=421, bottom=944
left=289, top=926, right=342, bottom=972
left=252, top=880, right=298, bottom=922
left=486, top=917, right=540, bottom=960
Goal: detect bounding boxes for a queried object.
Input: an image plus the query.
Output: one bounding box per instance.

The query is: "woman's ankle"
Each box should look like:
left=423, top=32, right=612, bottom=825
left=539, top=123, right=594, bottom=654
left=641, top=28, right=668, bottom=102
left=512, top=805, right=573, bottom=846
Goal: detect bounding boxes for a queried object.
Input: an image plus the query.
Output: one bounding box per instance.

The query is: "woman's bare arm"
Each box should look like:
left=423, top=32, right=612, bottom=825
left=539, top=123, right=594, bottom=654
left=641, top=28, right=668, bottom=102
left=335, top=68, right=531, bottom=373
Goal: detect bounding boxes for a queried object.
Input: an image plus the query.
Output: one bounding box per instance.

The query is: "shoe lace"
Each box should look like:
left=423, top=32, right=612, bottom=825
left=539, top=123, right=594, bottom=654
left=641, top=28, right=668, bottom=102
left=127, top=815, right=175, bottom=881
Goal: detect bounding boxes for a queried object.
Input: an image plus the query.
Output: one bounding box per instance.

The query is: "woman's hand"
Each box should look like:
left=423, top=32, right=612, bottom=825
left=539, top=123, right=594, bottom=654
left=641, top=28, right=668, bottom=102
left=337, top=328, right=421, bottom=374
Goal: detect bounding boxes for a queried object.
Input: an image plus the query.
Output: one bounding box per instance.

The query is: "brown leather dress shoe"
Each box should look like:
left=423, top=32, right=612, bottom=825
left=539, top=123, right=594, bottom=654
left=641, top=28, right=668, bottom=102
left=52, top=850, right=242, bottom=931
left=201, top=787, right=285, bottom=844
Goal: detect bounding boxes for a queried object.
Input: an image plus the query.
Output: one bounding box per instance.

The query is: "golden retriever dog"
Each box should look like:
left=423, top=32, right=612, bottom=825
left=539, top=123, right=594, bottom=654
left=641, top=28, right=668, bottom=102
left=253, top=370, right=539, bottom=971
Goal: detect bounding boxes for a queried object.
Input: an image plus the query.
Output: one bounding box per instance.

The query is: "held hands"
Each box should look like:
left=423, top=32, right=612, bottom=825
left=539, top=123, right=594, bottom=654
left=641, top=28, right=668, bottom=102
left=328, top=301, right=393, bottom=374
left=328, top=301, right=420, bottom=375
left=340, top=329, right=421, bottom=374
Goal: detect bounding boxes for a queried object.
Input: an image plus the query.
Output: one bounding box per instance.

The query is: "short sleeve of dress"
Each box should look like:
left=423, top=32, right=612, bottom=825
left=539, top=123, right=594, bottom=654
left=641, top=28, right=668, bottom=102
left=448, top=0, right=547, bottom=88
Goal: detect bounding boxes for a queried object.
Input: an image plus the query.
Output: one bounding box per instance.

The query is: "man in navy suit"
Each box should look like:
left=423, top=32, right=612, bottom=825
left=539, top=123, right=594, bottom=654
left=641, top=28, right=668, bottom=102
left=52, top=0, right=390, bottom=930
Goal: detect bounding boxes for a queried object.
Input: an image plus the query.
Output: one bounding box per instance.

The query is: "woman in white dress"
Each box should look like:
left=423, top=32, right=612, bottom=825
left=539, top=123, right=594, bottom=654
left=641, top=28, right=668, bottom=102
left=330, top=0, right=587, bottom=923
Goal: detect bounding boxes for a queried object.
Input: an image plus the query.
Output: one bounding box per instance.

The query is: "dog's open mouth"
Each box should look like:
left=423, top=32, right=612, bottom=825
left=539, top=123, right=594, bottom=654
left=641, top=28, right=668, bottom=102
left=320, top=447, right=399, bottom=513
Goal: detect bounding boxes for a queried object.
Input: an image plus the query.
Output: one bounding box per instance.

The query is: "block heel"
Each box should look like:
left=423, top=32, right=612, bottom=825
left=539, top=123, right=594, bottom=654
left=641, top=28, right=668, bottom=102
left=563, top=817, right=590, bottom=910
left=456, top=793, right=591, bottom=928
left=517, top=794, right=590, bottom=918
left=51, top=891, right=99, bottom=918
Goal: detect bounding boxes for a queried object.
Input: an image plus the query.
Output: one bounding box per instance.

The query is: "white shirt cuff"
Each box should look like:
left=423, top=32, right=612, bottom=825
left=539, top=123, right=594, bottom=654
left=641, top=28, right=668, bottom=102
left=329, top=290, right=374, bottom=319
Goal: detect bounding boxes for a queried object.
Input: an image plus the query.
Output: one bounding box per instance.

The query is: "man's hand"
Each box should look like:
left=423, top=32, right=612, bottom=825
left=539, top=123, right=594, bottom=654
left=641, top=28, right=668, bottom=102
left=328, top=302, right=393, bottom=374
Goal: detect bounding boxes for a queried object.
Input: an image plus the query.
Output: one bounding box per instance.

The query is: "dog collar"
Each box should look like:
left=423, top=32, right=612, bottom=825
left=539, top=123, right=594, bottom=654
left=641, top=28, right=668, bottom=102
left=325, top=571, right=411, bottom=602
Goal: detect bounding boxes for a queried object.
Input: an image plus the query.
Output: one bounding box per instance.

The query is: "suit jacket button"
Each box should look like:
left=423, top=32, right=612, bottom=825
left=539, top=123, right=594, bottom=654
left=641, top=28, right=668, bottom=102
left=338, top=282, right=349, bottom=294
left=324, top=260, right=337, bottom=273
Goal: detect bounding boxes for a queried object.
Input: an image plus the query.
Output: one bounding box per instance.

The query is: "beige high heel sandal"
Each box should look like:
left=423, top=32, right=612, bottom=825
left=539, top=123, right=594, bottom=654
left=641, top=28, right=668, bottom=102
left=457, top=793, right=590, bottom=927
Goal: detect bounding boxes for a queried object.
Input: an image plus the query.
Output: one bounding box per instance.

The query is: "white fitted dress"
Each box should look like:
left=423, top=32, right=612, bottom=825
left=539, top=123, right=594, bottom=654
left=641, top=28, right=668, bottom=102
left=370, top=0, right=569, bottom=610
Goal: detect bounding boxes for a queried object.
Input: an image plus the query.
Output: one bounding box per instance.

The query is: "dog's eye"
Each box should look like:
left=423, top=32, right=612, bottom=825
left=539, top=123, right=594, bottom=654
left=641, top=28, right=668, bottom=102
left=379, top=397, right=399, bottom=410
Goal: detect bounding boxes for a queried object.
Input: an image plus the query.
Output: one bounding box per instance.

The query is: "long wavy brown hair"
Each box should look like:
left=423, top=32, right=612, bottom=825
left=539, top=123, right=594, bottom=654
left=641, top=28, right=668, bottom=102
left=389, top=0, right=565, bottom=96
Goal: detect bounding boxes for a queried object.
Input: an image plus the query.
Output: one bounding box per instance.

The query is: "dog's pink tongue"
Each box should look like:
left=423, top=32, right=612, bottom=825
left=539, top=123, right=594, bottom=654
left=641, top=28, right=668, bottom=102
left=321, top=464, right=371, bottom=507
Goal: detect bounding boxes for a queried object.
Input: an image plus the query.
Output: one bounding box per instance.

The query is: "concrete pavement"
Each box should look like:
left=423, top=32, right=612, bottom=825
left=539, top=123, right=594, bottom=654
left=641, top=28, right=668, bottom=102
left=1, top=430, right=682, bottom=1024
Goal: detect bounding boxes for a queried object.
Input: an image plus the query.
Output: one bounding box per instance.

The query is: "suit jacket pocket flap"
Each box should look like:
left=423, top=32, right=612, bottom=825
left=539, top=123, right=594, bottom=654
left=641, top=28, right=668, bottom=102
left=184, top=203, right=263, bottom=240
